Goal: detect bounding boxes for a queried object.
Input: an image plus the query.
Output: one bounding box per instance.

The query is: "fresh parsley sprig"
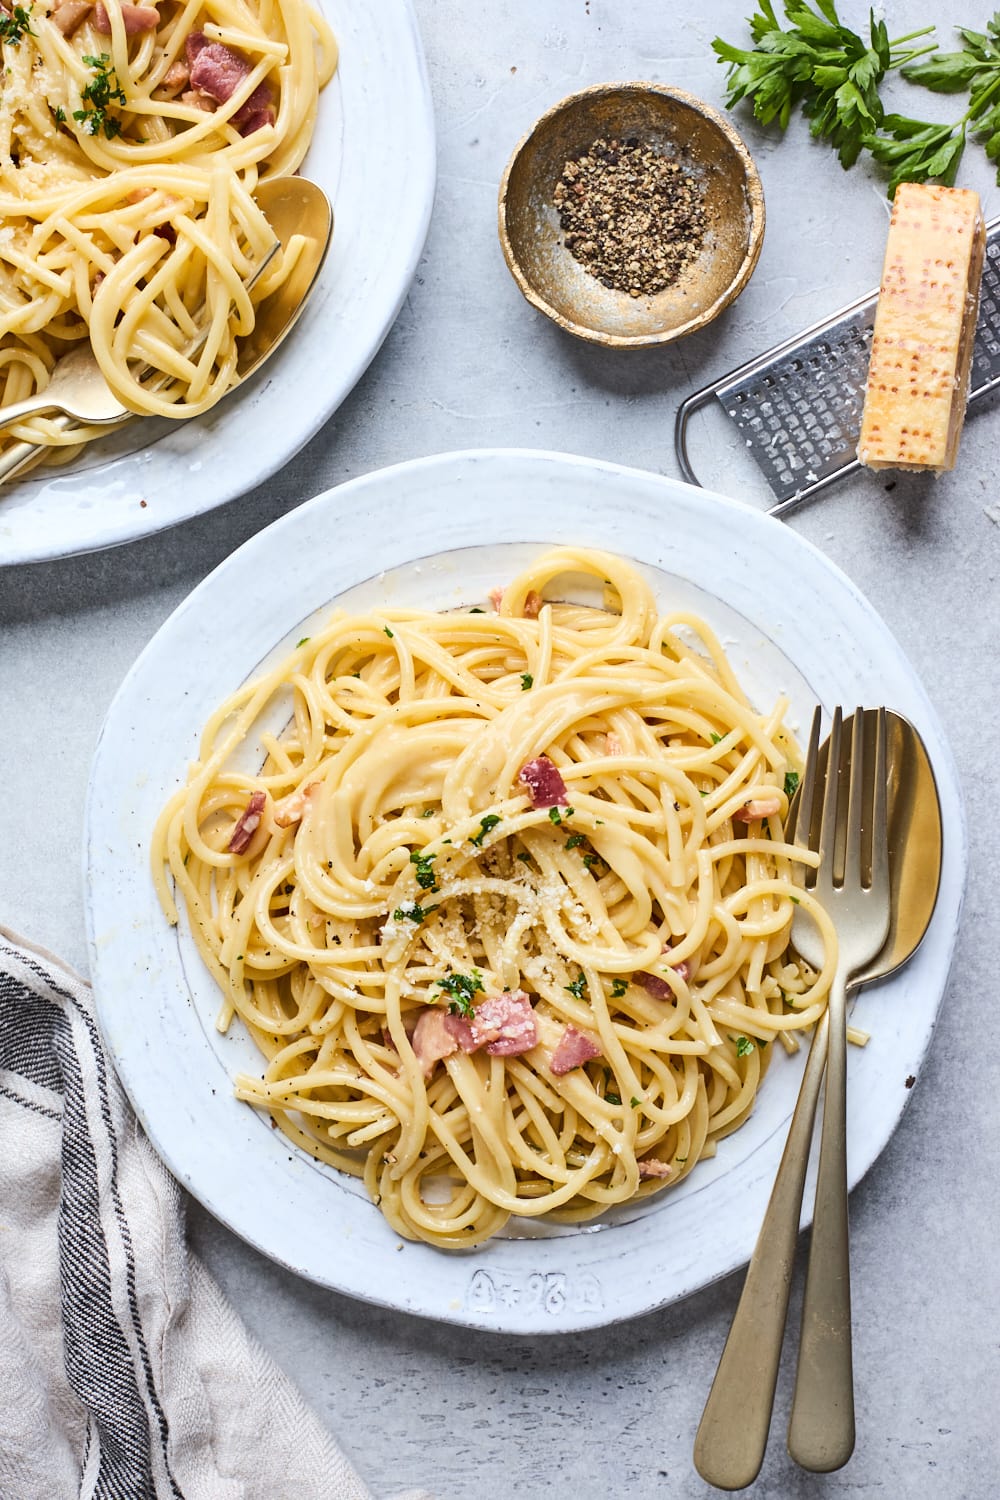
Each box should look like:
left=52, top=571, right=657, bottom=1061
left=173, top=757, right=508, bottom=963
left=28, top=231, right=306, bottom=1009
left=714, top=3, right=938, bottom=173
left=74, top=54, right=127, bottom=140
left=892, top=13, right=1000, bottom=183
left=0, top=4, right=34, bottom=45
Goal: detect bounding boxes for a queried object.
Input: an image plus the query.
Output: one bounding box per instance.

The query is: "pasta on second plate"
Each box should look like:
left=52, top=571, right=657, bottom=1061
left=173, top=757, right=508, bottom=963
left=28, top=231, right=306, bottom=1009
left=153, top=548, right=835, bottom=1248
left=0, top=0, right=336, bottom=468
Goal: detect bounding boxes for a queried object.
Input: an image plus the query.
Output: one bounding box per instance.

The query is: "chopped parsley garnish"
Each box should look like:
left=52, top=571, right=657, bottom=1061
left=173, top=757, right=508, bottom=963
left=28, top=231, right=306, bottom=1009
left=605, top=1091, right=622, bottom=1106
left=409, top=850, right=438, bottom=890
left=436, top=970, right=484, bottom=1017
left=565, top=972, right=587, bottom=999
left=710, top=731, right=723, bottom=745
left=784, top=769, right=800, bottom=799
left=296, top=637, right=310, bottom=647
left=735, top=1035, right=755, bottom=1058
left=383, top=625, right=394, bottom=638
left=548, top=806, right=563, bottom=825
left=582, top=853, right=602, bottom=873
left=630, top=1097, right=641, bottom=1109
left=421, top=807, right=435, bottom=817
left=470, top=813, right=501, bottom=847
left=611, top=977, right=628, bottom=998
left=520, top=673, right=533, bottom=690
left=516, top=850, right=532, bottom=863
left=392, top=904, right=436, bottom=924
left=0, top=5, right=34, bottom=45
left=565, top=833, right=585, bottom=851
left=74, top=55, right=126, bottom=140
left=469, top=607, right=485, bottom=614
left=53, top=105, right=66, bottom=125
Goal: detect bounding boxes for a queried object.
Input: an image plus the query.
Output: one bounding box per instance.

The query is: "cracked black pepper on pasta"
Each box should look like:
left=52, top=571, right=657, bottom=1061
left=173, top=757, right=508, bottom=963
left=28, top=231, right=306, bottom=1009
left=553, top=136, right=707, bottom=296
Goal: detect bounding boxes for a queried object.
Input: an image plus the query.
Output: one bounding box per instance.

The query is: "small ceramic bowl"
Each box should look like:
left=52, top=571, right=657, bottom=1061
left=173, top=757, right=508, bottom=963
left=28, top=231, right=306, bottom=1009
left=498, top=82, right=765, bottom=349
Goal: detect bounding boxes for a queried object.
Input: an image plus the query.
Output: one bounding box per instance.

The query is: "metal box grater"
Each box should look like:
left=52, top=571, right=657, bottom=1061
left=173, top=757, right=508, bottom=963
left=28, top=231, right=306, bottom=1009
left=675, top=215, right=1000, bottom=518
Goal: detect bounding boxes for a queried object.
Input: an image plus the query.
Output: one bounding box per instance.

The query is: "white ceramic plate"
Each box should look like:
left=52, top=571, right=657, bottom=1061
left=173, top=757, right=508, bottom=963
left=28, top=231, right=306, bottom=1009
left=0, top=0, right=434, bottom=568
left=85, top=451, right=966, bottom=1333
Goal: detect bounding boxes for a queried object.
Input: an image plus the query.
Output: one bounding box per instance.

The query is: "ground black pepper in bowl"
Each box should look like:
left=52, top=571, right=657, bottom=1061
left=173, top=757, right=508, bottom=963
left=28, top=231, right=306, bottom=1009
left=553, top=136, right=707, bottom=297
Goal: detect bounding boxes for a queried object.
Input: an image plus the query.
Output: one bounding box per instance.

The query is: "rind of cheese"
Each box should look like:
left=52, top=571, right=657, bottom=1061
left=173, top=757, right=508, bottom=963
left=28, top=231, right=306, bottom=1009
left=857, top=182, right=985, bottom=473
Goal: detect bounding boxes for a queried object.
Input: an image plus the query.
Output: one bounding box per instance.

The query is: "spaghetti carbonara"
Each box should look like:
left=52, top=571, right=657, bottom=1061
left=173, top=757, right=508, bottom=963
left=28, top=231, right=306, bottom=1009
left=0, top=0, right=335, bottom=468
left=153, top=548, right=835, bottom=1248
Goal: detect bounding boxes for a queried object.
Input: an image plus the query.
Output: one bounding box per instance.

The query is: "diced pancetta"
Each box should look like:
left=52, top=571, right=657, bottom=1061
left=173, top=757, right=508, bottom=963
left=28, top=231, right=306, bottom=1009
left=227, top=790, right=266, bottom=854
left=638, top=1157, right=673, bottom=1179
left=550, top=1025, right=602, bottom=1076
left=487, top=586, right=504, bottom=613
left=523, top=590, right=542, bottom=619
left=273, top=781, right=320, bottom=828
left=93, top=2, right=159, bottom=35
left=411, top=1009, right=460, bottom=1076
left=659, top=949, right=691, bottom=982
left=518, top=754, right=569, bottom=809
left=51, top=0, right=92, bottom=36
left=734, top=794, right=783, bottom=822
left=187, top=35, right=251, bottom=102
left=469, top=991, right=537, bottom=1056
left=637, top=971, right=675, bottom=1000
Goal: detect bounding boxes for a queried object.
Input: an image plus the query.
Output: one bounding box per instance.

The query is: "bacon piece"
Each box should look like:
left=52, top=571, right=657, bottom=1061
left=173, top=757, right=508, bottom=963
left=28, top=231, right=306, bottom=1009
left=638, top=1158, right=673, bottom=1179
left=227, top=790, right=266, bottom=854
left=443, top=1013, right=477, bottom=1052
left=411, top=1009, right=459, bottom=1077
left=93, top=2, right=159, bottom=35
left=637, top=971, right=676, bottom=1000
left=550, top=1025, right=602, bottom=1076
left=659, top=949, right=691, bottom=982
left=232, top=81, right=275, bottom=135
left=487, top=586, right=504, bottom=613
left=469, top=991, right=537, bottom=1056
left=51, top=0, right=92, bottom=36
left=188, top=36, right=253, bottom=102
left=518, top=754, right=569, bottom=809
left=734, top=794, right=783, bottom=822
left=523, top=590, right=542, bottom=619
left=273, top=781, right=320, bottom=828
left=181, top=89, right=215, bottom=113
left=163, top=60, right=190, bottom=91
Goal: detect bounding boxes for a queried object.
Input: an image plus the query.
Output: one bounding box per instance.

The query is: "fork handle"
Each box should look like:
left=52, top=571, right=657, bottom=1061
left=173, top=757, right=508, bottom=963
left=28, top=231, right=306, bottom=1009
left=693, top=1011, right=830, bottom=1490
left=787, top=969, right=854, bottom=1471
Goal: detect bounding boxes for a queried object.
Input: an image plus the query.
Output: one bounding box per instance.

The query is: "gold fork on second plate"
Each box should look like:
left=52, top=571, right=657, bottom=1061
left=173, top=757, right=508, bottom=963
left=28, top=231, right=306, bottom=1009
left=786, top=705, right=890, bottom=1471
left=694, top=706, right=890, bottom=1488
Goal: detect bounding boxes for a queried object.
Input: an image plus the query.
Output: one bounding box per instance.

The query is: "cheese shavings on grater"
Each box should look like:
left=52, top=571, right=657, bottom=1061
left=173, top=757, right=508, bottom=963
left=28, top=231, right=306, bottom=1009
left=675, top=214, right=1000, bottom=518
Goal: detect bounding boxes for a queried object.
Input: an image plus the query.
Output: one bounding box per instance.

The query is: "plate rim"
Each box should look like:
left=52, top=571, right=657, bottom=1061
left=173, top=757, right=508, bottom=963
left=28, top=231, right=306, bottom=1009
left=84, top=448, right=967, bottom=1332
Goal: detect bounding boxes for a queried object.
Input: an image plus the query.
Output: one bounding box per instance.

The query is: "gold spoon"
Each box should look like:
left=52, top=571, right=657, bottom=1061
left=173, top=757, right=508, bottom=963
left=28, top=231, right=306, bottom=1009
left=693, top=710, right=943, bottom=1490
left=0, top=175, right=333, bottom=482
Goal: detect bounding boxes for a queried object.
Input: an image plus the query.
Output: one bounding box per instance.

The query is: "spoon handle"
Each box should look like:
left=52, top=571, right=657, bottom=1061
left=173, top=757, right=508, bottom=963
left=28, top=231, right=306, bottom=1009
left=693, top=1011, right=830, bottom=1490
left=787, top=969, right=855, bottom=1471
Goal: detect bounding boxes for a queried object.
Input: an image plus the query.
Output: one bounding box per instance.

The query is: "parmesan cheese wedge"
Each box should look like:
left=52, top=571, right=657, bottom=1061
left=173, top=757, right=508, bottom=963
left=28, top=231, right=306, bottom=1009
left=857, top=181, right=985, bottom=473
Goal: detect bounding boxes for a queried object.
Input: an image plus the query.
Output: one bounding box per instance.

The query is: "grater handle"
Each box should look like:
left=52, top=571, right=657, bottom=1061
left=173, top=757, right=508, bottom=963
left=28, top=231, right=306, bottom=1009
left=674, top=384, right=718, bottom=489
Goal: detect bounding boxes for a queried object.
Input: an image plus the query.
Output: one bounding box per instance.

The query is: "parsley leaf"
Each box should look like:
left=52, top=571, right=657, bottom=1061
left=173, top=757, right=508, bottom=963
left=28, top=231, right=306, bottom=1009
left=565, top=833, right=586, bottom=851
left=520, top=673, right=533, bottom=690
left=436, top=970, right=484, bottom=1017
left=784, top=769, right=800, bottom=799
left=74, top=54, right=127, bottom=140
left=470, top=813, right=501, bottom=848
left=392, top=904, right=436, bottom=924
left=735, top=1035, right=756, bottom=1057
left=409, top=850, right=438, bottom=891
left=605, top=1090, right=622, bottom=1106
left=0, top=4, right=34, bottom=45
left=565, top=972, right=587, bottom=999
left=383, top=625, right=394, bottom=638
left=611, top=977, right=628, bottom=998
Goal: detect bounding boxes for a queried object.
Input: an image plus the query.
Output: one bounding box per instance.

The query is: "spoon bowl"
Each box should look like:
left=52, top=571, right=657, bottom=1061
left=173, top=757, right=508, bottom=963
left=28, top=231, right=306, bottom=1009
left=0, top=176, right=333, bottom=483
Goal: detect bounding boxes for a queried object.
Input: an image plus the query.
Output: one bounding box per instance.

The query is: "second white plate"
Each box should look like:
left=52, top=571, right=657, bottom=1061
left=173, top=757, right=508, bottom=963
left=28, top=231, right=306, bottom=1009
left=85, top=450, right=966, bottom=1332
left=0, top=0, right=435, bottom=567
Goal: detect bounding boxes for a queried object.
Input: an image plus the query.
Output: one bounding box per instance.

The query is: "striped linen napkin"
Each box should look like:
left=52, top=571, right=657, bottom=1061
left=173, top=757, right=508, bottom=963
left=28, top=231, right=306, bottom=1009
left=0, top=928, right=432, bottom=1500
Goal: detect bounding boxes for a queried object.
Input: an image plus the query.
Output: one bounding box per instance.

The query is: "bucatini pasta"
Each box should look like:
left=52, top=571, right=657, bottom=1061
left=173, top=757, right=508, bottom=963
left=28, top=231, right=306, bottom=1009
left=0, top=0, right=336, bottom=469
left=153, top=548, right=836, bottom=1249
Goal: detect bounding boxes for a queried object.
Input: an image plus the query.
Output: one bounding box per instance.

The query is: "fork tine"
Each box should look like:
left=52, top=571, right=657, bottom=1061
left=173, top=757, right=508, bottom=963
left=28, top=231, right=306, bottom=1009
left=789, top=704, right=823, bottom=851
left=843, top=708, right=866, bottom=889
left=871, top=707, right=889, bottom=893
left=816, top=706, right=843, bottom=888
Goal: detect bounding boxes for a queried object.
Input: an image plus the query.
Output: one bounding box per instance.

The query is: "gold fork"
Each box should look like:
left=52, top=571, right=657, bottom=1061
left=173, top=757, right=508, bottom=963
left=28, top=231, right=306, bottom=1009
left=787, top=705, right=890, bottom=1469
left=694, top=706, right=890, bottom=1487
